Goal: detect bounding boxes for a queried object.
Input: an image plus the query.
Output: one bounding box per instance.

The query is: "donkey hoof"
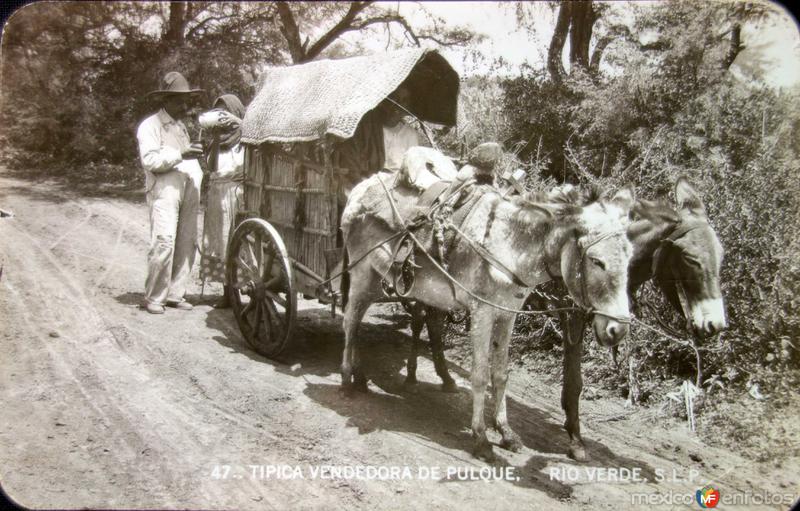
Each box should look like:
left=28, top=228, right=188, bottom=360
left=501, top=433, right=523, bottom=453
left=441, top=380, right=459, bottom=393
left=339, top=381, right=357, bottom=394
left=353, top=375, right=369, bottom=393
left=403, top=379, right=419, bottom=394
left=472, top=438, right=495, bottom=462
left=568, top=444, right=588, bottom=462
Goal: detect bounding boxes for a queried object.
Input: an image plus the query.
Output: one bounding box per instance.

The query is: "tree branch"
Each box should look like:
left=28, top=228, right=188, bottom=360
left=277, top=2, right=471, bottom=63
left=722, top=22, right=743, bottom=69
left=304, top=1, right=374, bottom=61
left=351, top=14, right=420, bottom=43
left=186, top=14, right=236, bottom=41
left=418, top=28, right=473, bottom=47
left=589, top=25, right=630, bottom=75
left=589, top=35, right=611, bottom=74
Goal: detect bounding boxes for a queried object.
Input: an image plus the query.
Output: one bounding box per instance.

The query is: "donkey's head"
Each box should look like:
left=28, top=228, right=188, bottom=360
left=557, top=187, right=636, bottom=347
left=647, top=178, right=726, bottom=337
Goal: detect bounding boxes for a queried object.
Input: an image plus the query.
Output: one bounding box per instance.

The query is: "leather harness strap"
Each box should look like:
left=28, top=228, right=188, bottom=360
left=651, top=220, right=706, bottom=322
left=374, top=176, right=633, bottom=322
left=651, top=221, right=705, bottom=276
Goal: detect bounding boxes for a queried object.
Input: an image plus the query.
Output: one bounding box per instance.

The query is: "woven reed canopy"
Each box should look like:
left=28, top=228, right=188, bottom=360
left=241, top=48, right=459, bottom=145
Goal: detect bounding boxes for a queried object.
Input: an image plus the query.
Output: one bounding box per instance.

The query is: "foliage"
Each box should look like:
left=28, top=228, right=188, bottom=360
left=436, top=76, right=514, bottom=159
left=496, top=0, right=800, bottom=412
left=0, top=1, right=474, bottom=171
left=0, top=2, right=283, bottom=169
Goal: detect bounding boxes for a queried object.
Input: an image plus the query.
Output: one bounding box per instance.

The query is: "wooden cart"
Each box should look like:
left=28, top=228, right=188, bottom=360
left=226, top=48, right=459, bottom=358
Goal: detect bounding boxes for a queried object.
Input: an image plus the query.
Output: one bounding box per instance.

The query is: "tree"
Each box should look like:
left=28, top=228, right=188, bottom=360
left=504, top=1, right=800, bottom=402
left=273, top=1, right=474, bottom=64
left=545, top=1, right=617, bottom=83
left=0, top=1, right=475, bottom=169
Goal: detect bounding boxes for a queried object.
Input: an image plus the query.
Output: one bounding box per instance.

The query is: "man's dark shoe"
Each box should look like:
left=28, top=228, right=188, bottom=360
left=166, top=301, right=193, bottom=311
left=213, top=295, right=230, bottom=309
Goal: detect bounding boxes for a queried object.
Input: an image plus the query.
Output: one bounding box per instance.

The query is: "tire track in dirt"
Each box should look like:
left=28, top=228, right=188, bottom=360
left=48, top=205, right=95, bottom=250
left=91, top=222, right=127, bottom=293
left=0, top=184, right=366, bottom=508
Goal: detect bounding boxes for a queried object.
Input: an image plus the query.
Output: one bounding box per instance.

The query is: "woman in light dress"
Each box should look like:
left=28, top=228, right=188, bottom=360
left=200, top=94, right=246, bottom=308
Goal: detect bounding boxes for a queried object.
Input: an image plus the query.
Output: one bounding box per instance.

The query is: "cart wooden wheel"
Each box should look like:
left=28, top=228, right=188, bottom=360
left=227, top=218, right=296, bottom=358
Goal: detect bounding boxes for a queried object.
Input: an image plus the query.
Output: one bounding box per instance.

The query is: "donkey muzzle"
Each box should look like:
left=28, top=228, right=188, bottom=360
left=688, top=298, right=727, bottom=338
left=593, top=316, right=629, bottom=347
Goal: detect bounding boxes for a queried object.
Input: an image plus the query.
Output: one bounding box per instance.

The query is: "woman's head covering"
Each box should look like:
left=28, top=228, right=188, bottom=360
left=206, top=94, right=245, bottom=173
left=213, top=94, right=245, bottom=149
left=214, top=94, right=245, bottom=118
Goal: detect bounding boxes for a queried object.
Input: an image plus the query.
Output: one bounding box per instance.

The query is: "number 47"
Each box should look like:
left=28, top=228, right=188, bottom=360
left=211, top=465, right=231, bottom=479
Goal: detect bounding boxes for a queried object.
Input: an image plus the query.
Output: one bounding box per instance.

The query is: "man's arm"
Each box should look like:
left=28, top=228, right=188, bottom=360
left=136, top=120, right=182, bottom=174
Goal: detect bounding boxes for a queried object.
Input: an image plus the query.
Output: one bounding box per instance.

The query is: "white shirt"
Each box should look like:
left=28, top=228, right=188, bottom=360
left=210, top=144, right=245, bottom=183
left=136, top=109, right=202, bottom=192
left=382, top=121, right=420, bottom=172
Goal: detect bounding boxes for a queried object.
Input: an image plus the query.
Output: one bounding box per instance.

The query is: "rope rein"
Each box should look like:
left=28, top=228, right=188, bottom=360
left=373, top=176, right=634, bottom=320
left=316, top=177, right=637, bottom=325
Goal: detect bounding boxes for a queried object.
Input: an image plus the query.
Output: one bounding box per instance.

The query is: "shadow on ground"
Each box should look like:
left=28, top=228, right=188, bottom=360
left=199, top=301, right=655, bottom=501
left=1, top=167, right=143, bottom=204
left=115, top=292, right=219, bottom=308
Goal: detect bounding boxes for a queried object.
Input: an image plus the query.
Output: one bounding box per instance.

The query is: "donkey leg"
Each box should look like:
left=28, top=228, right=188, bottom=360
left=405, top=302, right=424, bottom=387
left=352, top=351, right=369, bottom=392
left=490, top=312, right=522, bottom=452
left=469, top=306, right=495, bottom=461
left=426, top=307, right=458, bottom=392
left=341, top=269, right=376, bottom=393
left=561, top=312, right=588, bottom=461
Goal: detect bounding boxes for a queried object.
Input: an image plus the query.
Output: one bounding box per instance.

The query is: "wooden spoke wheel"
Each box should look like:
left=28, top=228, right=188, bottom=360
left=227, top=219, right=296, bottom=358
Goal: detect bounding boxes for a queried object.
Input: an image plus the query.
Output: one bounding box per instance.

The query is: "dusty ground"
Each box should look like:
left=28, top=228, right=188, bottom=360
left=1, top=170, right=798, bottom=510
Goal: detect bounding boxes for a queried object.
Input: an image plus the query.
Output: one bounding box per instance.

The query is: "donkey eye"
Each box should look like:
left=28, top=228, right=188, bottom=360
left=590, top=257, right=606, bottom=271
left=682, top=255, right=702, bottom=268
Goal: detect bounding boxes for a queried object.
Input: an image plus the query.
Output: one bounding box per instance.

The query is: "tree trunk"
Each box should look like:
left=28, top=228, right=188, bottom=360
left=549, top=1, right=598, bottom=82
left=568, top=1, right=595, bottom=70
left=589, top=35, right=611, bottom=75
left=276, top=1, right=306, bottom=63
left=164, top=2, right=186, bottom=47
left=548, top=1, right=572, bottom=83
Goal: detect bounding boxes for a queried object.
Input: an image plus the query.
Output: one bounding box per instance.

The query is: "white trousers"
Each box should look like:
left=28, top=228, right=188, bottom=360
left=144, top=166, right=201, bottom=305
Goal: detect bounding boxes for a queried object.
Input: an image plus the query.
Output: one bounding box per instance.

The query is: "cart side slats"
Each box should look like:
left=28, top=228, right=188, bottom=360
left=243, top=144, right=339, bottom=293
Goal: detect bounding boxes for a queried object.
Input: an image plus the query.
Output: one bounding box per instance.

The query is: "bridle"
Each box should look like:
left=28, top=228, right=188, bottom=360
left=651, top=220, right=707, bottom=321
left=372, top=175, right=634, bottom=324
left=571, top=229, right=632, bottom=325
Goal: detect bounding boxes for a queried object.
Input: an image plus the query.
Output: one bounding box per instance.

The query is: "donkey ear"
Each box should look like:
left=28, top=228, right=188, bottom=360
left=675, top=177, right=705, bottom=215
left=609, top=185, right=635, bottom=215
left=633, top=199, right=681, bottom=224
left=525, top=201, right=579, bottom=218
left=632, top=198, right=655, bottom=218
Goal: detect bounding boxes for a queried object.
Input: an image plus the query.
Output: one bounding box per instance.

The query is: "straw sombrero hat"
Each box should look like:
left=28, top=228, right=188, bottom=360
left=145, top=71, right=204, bottom=103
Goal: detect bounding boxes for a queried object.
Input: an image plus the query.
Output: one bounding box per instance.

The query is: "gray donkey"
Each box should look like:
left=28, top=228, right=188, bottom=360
left=340, top=175, right=635, bottom=460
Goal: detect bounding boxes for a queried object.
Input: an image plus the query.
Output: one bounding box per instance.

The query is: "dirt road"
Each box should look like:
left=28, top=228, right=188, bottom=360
left=1, top=172, right=797, bottom=510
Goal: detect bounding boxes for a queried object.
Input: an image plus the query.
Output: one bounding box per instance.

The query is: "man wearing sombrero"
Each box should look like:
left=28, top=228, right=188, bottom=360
left=136, top=71, right=204, bottom=314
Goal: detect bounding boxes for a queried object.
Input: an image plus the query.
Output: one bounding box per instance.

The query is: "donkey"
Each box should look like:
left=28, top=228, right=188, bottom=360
left=403, top=177, right=726, bottom=461
left=627, top=177, right=726, bottom=335
left=340, top=176, right=635, bottom=460
left=559, top=176, right=727, bottom=460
